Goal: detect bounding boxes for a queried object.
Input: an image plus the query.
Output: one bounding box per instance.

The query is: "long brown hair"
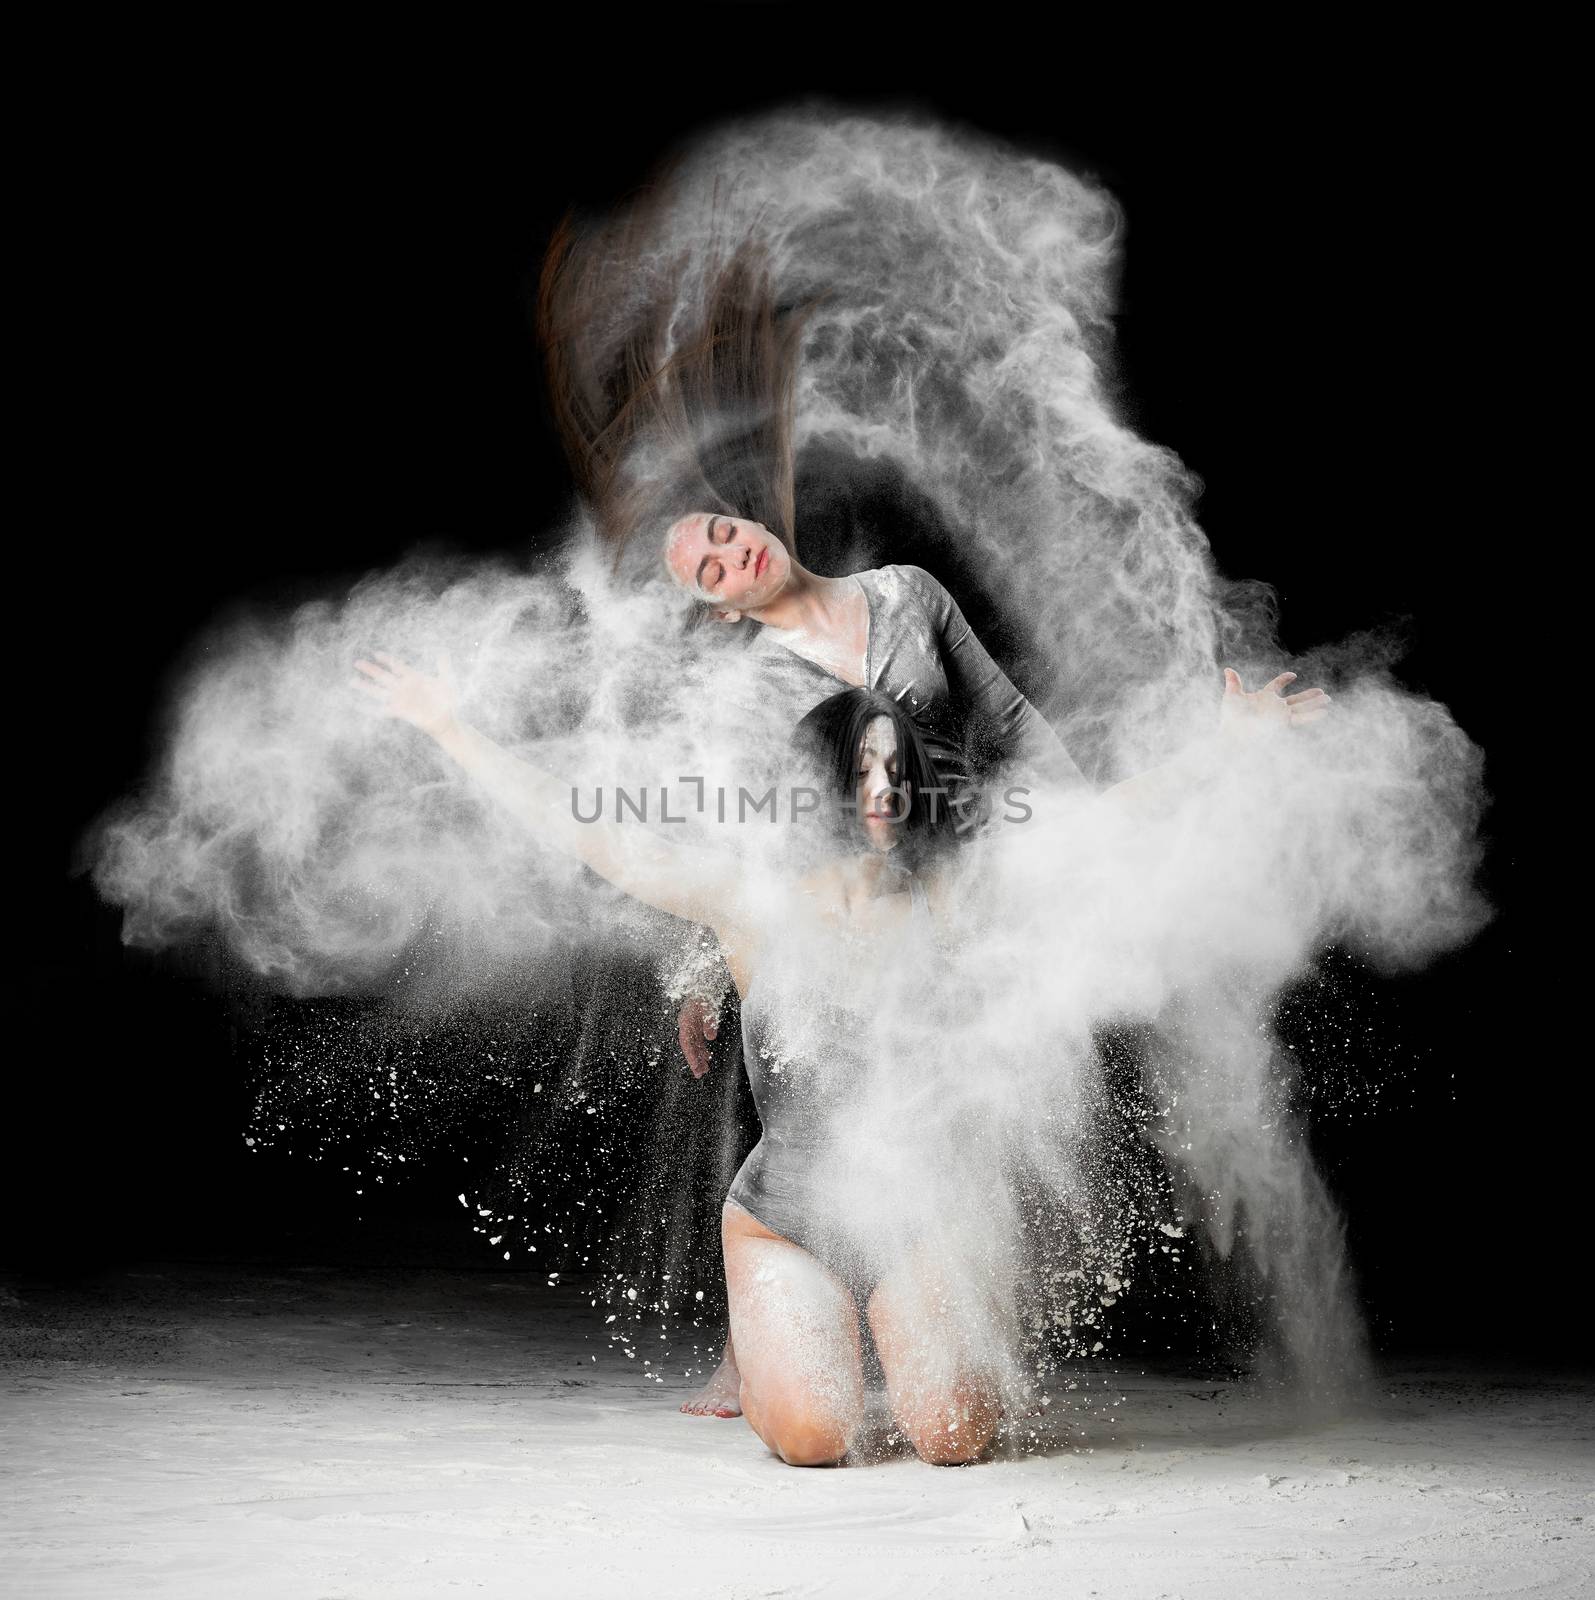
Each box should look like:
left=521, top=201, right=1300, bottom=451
left=535, top=174, right=819, bottom=604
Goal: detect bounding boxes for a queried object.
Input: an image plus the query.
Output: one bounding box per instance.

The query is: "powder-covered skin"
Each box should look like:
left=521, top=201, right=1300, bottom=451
left=83, top=107, right=1489, bottom=1411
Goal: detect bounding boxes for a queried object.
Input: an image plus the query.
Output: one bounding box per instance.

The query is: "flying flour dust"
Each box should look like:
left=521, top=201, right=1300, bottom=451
left=87, top=108, right=1487, bottom=1415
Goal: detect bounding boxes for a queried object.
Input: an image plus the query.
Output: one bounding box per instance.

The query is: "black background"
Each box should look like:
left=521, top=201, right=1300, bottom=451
left=18, top=17, right=1559, bottom=1358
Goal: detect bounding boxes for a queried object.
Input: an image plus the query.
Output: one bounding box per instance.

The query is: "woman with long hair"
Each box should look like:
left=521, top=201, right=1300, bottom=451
left=535, top=201, right=1331, bottom=1418
left=537, top=203, right=1088, bottom=802
left=350, top=657, right=1001, bottom=1462
left=352, top=652, right=1322, bottom=1465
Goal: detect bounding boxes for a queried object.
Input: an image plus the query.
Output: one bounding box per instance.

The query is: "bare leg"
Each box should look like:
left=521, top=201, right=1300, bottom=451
left=721, top=1201, right=864, bottom=1466
left=679, top=1331, right=742, bottom=1418
left=867, top=1253, right=1004, bottom=1466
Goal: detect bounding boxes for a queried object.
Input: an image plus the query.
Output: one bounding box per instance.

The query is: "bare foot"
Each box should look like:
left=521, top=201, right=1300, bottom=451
left=680, top=1336, right=742, bottom=1418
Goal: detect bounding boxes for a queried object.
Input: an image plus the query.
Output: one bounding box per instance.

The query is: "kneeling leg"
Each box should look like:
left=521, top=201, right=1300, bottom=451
left=867, top=1262, right=1003, bottom=1466
left=722, top=1205, right=864, bottom=1466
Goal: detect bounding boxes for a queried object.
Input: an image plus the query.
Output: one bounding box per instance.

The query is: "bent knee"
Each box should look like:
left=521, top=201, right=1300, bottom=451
left=899, top=1392, right=1000, bottom=1466
left=748, top=1391, right=857, bottom=1467
left=909, top=1428, right=992, bottom=1466
left=774, top=1424, right=850, bottom=1467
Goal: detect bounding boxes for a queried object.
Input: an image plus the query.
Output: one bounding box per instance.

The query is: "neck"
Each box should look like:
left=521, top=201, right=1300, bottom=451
left=746, top=558, right=852, bottom=633
left=837, top=848, right=901, bottom=910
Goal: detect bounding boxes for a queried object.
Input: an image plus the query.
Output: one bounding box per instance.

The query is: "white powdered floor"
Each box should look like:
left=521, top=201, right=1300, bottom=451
left=2, top=1265, right=1589, bottom=1598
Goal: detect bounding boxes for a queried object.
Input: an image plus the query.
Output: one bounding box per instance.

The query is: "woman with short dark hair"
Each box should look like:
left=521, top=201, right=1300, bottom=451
left=352, top=658, right=1005, bottom=1462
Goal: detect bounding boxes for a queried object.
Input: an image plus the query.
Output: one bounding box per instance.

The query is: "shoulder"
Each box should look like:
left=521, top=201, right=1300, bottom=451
left=868, top=563, right=949, bottom=610
left=793, top=860, right=844, bottom=910
left=921, top=868, right=953, bottom=928
left=876, top=561, right=939, bottom=590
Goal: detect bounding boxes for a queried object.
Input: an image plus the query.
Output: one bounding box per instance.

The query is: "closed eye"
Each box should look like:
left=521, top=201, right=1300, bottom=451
left=696, top=517, right=733, bottom=590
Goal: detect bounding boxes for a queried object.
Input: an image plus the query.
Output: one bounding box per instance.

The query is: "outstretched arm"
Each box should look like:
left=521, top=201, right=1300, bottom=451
left=1101, top=668, right=1331, bottom=819
left=903, top=564, right=1091, bottom=792
left=353, top=653, right=748, bottom=934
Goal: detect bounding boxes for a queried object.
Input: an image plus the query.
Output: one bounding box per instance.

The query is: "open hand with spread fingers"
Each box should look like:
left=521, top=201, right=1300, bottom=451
left=1219, top=667, right=1331, bottom=737
left=352, top=652, right=460, bottom=740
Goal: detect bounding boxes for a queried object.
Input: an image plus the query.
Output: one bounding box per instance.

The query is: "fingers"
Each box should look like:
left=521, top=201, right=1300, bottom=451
left=1225, top=668, right=1326, bottom=707
left=372, top=650, right=409, bottom=674
left=1289, top=704, right=1332, bottom=725
left=689, top=1028, right=713, bottom=1075
left=1286, top=684, right=1332, bottom=726
left=679, top=1010, right=711, bottom=1078
left=352, top=657, right=395, bottom=682
left=350, top=679, right=395, bottom=718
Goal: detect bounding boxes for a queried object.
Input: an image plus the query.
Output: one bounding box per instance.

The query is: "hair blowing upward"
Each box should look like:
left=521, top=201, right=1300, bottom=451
left=535, top=175, right=819, bottom=590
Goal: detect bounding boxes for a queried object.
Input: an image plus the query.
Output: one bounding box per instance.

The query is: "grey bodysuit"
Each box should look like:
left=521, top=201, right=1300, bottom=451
left=690, top=564, right=1089, bottom=1287
left=725, top=872, right=936, bottom=1293
left=742, top=563, right=1087, bottom=799
left=669, top=560, right=1084, bottom=1006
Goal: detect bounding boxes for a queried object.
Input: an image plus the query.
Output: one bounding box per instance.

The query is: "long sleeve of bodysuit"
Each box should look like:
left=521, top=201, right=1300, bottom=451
left=901, top=563, right=1091, bottom=794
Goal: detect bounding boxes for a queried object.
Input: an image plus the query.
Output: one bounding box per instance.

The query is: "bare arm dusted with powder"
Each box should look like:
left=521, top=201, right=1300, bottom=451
left=352, top=653, right=755, bottom=944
